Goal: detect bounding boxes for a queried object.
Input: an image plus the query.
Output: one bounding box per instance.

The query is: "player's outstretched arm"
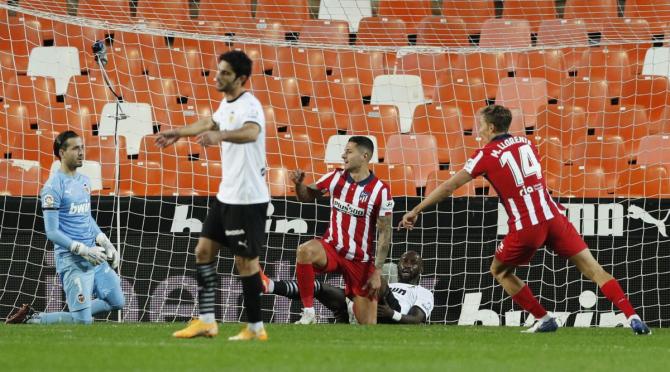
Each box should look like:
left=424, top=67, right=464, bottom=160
left=197, top=122, right=260, bottom=145
left=43, top=210, right=106, bottom=265
left=155, top=117, right=217, bottom=148
left=290, top=169, right=322, bottom=202
left=378, top=303, right=427, bottom=324
left=399, top=169, right=473, bottom=230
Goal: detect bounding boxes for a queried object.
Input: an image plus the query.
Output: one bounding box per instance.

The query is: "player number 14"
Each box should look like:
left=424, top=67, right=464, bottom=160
left=499, top=144, right=542, bottom=187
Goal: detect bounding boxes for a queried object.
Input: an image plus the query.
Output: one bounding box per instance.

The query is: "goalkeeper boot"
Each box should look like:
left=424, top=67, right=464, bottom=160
left=295, top=307, right=316, bottom=324
left=228, top=325, right=268, bottom=341
left=5, top=304, right=35, bottom=324
left=629, top=315, right=652, bottom=335
left=522, top=317, right=559, bottom=333
left=172, top=318, right=219, bottom=338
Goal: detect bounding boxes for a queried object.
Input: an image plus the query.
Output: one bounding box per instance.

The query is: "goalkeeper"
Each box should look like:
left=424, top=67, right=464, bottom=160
left=5, top=131, right=124, bottom=325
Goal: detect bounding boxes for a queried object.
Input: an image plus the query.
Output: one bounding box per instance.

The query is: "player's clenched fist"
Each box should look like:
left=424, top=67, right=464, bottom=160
left=289, top=169, right=305, bottom=185
left=399, top=211, right=418, bottom=230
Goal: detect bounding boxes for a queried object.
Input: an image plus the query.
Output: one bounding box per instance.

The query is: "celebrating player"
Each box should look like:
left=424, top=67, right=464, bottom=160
left=290, top=136, right=394, bottom=325
left=262, top=250, right=433, bottom=324
left=156, top=51, right=269, bottom=341
left=6, top=131, right=124, bottom=325
left=399, top=105, right=651, bottom=335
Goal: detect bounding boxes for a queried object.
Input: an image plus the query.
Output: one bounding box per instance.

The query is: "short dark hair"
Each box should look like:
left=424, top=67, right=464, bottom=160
left=219, top=50, right=253, bottom=85
left=53, top=130, right=80, bottom=159
left=348, top=136, right=374, bottom=157
left=480, top=105, right=513, bottom=133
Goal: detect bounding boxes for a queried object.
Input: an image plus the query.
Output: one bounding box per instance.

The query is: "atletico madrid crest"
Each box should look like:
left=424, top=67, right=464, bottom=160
left=359, top=191, right=370, bottom=203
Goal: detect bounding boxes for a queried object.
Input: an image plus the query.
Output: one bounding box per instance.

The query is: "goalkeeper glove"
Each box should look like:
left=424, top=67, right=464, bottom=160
left=69, top=241, right=106, bottom=266
left=96, top=233, right=120, bottom=270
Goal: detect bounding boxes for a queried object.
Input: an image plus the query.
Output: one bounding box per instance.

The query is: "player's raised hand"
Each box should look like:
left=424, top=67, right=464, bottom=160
left=196, top=130, right=223, bottom=147
left=363, top=269, right=382, bottom=298
left=289, top=169, right=305, bottom=185
left=155, top=130, right=180, bottom=148
left=398, top=211, right=418, bottom=230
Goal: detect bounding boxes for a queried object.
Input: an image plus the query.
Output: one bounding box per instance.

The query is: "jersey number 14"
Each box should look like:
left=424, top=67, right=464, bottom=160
left=499, top=144, right=542, bottom=187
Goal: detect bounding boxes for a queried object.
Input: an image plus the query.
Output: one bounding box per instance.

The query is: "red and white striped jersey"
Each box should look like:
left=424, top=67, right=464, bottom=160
left=464, top=134, right=564, bottom=232
left=314, top=169, right=394, bottom=262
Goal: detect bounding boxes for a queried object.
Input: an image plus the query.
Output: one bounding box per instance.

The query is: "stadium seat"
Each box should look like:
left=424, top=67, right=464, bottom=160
left=119, top=161, right=177, bottom=196
left=348, top=105, right=401, bottom=159
left=318, top=0, right=372, bottom=32
left=5, top=128, right=58, bottom=166
left=441, top=0, right=495, bottom=36
left=385, top=134, right=438, bottom=187
left=479, top=19, right=532, bottom=48
left=6, top=18, right=47, bottom=72
left=266, top=167, right=294, bottom=196
left=231, top=43, right=278, bottom=75
left=564, top=0, right=619, bottom=32
left=3, top=75, right=62, bottom=123
left=324, top=135, right=379, bottom=164
left=370, top=74, right=427, bottom=133
left=84, top=134, right=129, bottom=192
left=559, top=77, right=614, bottom=122
left=618, top=75, right=670, bottom=122
left=289, top=108, right=341, bottom=145
left=433, top=76, right=488, bottom=131
left=256, top=0, right=311, bottom=32
left=2, top=104, right=35, bottom=135
left=312, top=76, right=365, bottom=125
left=0, top=160, right=41, bottom=196
left=624, top=0, right=670, bottom=35
left=299, top=19, right=350, bottom=45
left=495, top=77, right=549, bottom=128
left=535, top=135, right=570, bottom=176
left=195, top=0, right=253, bottom=35
left=1, top=50, right=19, bottom=92
left=52, top=22, right=107, bottom=73
left=536, top=19, right=589, bottom=47
left=377, top=0, right=432, bottom=35
left=515, top=49, right=567, bottom=100
left=370, top=163, right=417, bottom=196
left=397, top=52, right=451, bottom=100
left=568, top=135, right=630, bottom=172
left=135, top=0, right=192, bottom=31
left=601, top=18, right=653, bottom=74
left=77, top=0, right=133, bottom=23
left=330, top=50, right=388, bottom=98
left=275, top=47, right=329, bottom=96
left=251, top=76, right=302, bottom=112
left=545, top=166, right=615, bottom=197
left=636, top=134, right=670, bottom=165
left=189, top=160, right=222, bottom=195
left=576, top=49, right=635, bottom=82
left=64, top=74, right=118, bottom=117
left=615, top=164, right=670, bottom=197
left=267, top=133, right=324, bottom=170
left=27, top=47, right=81, bottom=95
left=98, top=102, right=154, bottom=156
left=415, top=16, right=470, bottom=47
left=411, top=104, right=464, bottom=163
left=501, top=1, right=558, bottom=32
left=535, top=105, right=588, bottom=143
left=589, top=106, right=651, bottom=155
left=356, top=17, right=408, bottom=47
left=449, top=52, right=508, bottom=99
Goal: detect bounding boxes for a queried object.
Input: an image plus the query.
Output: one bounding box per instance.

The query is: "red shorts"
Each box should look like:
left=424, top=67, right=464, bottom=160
left=495, top=214, right=588, bottom=266
left=315, top=240, right=376, bottom=299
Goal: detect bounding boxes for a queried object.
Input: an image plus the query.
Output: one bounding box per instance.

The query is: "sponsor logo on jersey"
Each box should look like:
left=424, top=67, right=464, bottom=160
left=68, top=202, right=91, bottom=215
left=333, top=198, right=365, bottom=217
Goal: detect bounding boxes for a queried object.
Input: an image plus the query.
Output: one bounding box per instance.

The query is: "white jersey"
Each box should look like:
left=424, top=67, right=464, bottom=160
left=389, top=282, right=434, bottom=318
left=211, top=91, right=270, bottom=205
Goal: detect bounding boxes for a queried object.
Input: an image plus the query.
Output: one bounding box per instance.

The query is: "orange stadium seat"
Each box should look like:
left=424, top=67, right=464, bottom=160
left=275, top=47, right=329, bottom=96
left=385, top=134, right=438, bottom=187
left=624, top=0, right=670, bottom=35
left=267, top=133, right=323, bottom=170
left=251, top=75, right=302, bottom=111
left=267, top=167, right=294, bottom=196
left=479, top=19, right=532, bottom=48
left=3, top=76, right=62, bottom=123
left=564, top=0, right=619, bottom=32
left=560, top=77, right=615, bottom=121
left=568, top=135, right=630, bottom=172
left=545, top=166, right=615, bottom=197
left=588, top=106, right=651, bottom=154
left=411, top=104, right=464, bottom=163
left=231, top=43, right=278, bottom=75
left=0, top=160, right=42, bottom=196
left=290, top=108, right=340, bottom=145
left=515, top=49, right=567, bottom=100
left=52, top=22, right=107, bottom=73
left=370, top=163, right=417, bottom=196
left=6, top=129, right=58, bottom=167
left=618, top=76, right=670, bottom=122
left=188, top=160, right=222, bottom=195
left=535, top=135, right=570, bottom=176
left=441, top=0, right=495, bottom=35
left=65, top=74, right=118, bottom=116
left=535, top=105, right=588, bottom=143
left=195, top=0, right=253, bottom=35
left=377, top=0, right=432, bottom=34
left=433, top=75, right=488, bottom=131
left=348, top=105, right=401, bottom=160
left=450, top=52, right=508, bottom=99
left=135, top=0, right=192, bottom=31
left=299, top=19, right=350, bottom=45
left=2, top=104, right=35, bottom=134
left=312, top=76, right=366, bottom=124
left=636, top=135, right=670, bottom=165
left=502, top=1, right=558, bottom=32
left=615, top=164, right=670, bottom=197
left=20, top=0, right=68, bottom=15
left=6, top=18, right=48, bottom=71
left=536, top=19, right=589, bottom=47
left=84, top=134, right=129, bottom=192
left=330, top=50, right=389, bottom=98
left=576, top=49, right=635, bottom=83
left=356, top=17, right=408, bottom=47
left=77, top=0, right=133, bottom=23
left=255, top=0, right=311, bottom=32
left=602, top=18, right=653, bottom=74
left=397, top=53, right=451, bottom=100
left=119, top=161, right=177, bottom=196
left=1, top=51, right=19, bottom=90
left=416, top=16, right=470, bottom=47
left=495, top=77, right=549, bottom=128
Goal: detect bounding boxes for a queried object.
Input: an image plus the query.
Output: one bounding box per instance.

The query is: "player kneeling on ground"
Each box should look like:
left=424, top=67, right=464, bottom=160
left=262, top=250, right=433, bottom=324
left=6, top=131, right=124, bottom=325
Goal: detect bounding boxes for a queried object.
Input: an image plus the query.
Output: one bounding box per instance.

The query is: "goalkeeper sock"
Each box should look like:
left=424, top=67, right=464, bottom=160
left=241, top=272, right=263, bottom=324
left=600, top=278, right=636, bottom=318
left=196, top=261, right=217, bottom=321
left=273, top=280, right=322, bottom=299
left=91, top=299, right=112, bottom=315
left=511, top=284, right=548, bottom=319
left=296, top=263, right=315, bottom=308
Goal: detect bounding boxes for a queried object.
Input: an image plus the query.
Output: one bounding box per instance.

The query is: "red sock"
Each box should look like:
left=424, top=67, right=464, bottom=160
left=296, top=263, right=315, bottom=308
left=600, top=278, right=636, bottom=318
left=511, top=285, right=548, bottom=319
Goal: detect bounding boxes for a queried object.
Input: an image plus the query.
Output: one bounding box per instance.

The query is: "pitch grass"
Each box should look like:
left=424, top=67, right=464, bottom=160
left=1, top=324, right=668, bottom=372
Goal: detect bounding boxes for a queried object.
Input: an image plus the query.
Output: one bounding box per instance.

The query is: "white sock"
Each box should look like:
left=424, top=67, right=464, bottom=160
left=248, top=321, right=264, bottom=332
left=303, top=307, right=315, bottom=315
left=540, top=314, right=553, bottom=323
left=200, top=313, right=215, bottom=323
left=628, top=314, right=641, bottom=322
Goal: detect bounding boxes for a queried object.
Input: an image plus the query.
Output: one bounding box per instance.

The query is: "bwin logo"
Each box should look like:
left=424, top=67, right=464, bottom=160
left=68, top=202, right=90, bottom=214
left=627, top=205, right=670, bottom=237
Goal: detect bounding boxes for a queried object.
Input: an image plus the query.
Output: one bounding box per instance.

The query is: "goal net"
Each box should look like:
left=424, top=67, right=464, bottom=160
left=1, top=0, right=669, bottom=327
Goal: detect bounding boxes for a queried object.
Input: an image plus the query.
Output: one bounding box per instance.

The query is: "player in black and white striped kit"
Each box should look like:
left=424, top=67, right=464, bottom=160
left=156, top=50, right=270, bottom=341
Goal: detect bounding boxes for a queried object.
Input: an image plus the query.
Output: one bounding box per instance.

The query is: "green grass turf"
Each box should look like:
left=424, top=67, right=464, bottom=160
left=1, top=323, right=668, bottom=372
